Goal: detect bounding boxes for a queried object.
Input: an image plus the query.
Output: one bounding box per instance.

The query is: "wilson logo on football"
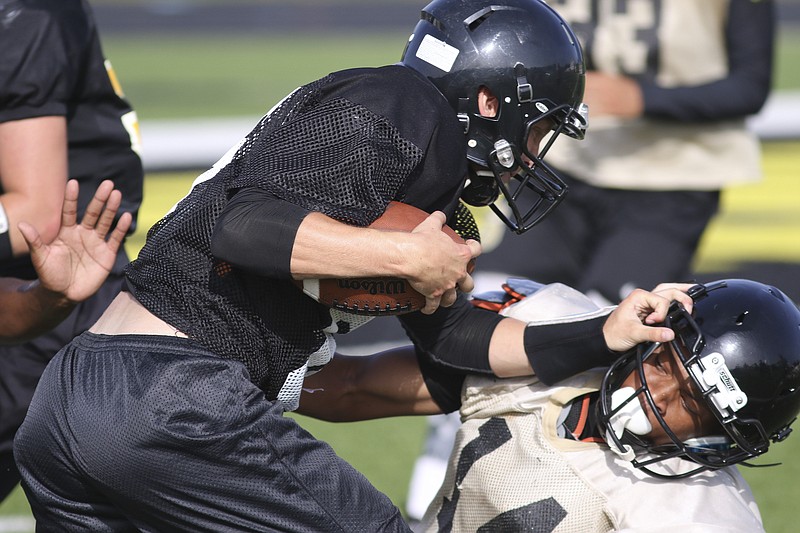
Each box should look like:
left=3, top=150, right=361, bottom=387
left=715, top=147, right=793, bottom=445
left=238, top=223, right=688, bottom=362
left=337, top=279, right=408, bottom=295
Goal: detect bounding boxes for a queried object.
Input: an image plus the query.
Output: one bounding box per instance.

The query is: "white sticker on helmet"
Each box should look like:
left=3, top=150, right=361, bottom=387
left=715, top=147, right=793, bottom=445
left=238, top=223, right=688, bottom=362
left=416, top=34, right=459, bottom=73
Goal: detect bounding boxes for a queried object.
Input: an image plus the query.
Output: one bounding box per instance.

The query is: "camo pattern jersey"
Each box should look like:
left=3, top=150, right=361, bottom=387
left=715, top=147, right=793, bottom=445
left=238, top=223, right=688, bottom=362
left=420, top=371, right=764, bottom=533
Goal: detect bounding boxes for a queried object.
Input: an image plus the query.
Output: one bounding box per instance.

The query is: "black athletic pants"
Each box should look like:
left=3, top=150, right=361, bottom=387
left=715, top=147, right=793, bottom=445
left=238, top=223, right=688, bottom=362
left=14, top=333, right=409, bottom=532
left=478, top=173, right=720, bottom=303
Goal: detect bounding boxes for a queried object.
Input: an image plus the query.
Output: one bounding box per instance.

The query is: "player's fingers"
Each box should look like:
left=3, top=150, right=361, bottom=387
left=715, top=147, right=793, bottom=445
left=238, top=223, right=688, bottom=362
left=465, top=238, right=482, bottom=260
left=61, top=179, right=80, bottom=228
left=80, top=180, right=115, bottom=229
left=440, top=287, right=458, bottom=308
left=412, top=211, right=447, bottom=234
left=457, top=271, right=475, bottom=294
left=422, top=294, right=441, bottom=315
left=634, top=325, right=676, bottom=345
left=643, top=288, right=694, bottom=324
left=630, top=289, right=673, bottom=325
left=105, top=212, right=133, bottom=253
left=93, top=189, right=123, bottom=238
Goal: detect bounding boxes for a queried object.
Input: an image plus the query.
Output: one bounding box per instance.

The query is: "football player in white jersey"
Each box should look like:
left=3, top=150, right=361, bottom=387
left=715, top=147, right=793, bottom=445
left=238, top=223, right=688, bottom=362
left=299, top=278, right=800, bottom=532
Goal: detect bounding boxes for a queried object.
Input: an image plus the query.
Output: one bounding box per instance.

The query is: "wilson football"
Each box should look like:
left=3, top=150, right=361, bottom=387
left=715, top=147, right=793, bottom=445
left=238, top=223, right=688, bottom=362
left=296, top=202, right=469, bottom=315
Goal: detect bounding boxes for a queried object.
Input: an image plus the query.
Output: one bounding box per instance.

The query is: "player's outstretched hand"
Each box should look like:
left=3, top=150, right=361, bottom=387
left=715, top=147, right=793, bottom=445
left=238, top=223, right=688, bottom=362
left=408, top=211, right=481, bottom=315
left=18, top=179, right=132, bottom=304
left=602, top=284, right=694, bottom=353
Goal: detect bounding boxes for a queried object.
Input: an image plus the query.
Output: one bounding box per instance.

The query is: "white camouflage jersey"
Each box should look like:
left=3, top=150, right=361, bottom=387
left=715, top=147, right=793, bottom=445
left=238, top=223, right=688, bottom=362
left=419, top=372, right=764, bottom=532
left=420, top=284, right=765, bottom=533
left=544, top=0, right=772, bottom=190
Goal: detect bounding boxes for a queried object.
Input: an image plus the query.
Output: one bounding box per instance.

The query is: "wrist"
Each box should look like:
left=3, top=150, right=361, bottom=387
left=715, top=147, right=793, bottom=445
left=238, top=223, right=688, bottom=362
left=22, top=279, right=72, bottom=310
left=386, top=232, right=421, bottom=280
left=523, top=314, right=612, bottom=385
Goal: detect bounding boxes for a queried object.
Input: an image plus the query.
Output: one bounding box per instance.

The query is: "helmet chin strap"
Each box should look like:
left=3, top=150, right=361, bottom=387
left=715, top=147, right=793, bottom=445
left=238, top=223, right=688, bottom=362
left=605, top=386, right=653, bottom=461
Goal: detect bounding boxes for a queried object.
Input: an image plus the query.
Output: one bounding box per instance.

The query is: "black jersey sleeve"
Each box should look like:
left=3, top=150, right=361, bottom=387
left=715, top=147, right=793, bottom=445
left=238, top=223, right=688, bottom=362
left=210, top=187, right=310, bottom=279
left=641, top=0, right=774, bottom=121
left=0, top=7, right=71, bottom=121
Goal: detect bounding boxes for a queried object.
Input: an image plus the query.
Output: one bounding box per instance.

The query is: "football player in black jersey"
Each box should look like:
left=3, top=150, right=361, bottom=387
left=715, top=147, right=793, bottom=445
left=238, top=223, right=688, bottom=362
left=14, top=1, right=697, bottom=530
left=0, top=0, right=143, bottom=500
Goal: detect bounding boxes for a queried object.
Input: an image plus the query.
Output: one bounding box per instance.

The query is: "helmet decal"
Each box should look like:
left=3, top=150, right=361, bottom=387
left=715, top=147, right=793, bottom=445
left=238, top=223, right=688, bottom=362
left=414, top=34, right=460, bottom=72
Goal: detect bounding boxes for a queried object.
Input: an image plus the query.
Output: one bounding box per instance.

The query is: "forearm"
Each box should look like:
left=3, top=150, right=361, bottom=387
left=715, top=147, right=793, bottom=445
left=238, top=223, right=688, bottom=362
left=211, top=188, right=456, bottom=281
left=212, top=186, right=409, bottom=280
left=402, top=297, right=616, bottom=382
left=0, top=278, right=73, bottom=342
left=641, top=77, right=770, bottom=122
left=290, top=211, right=416, bottom=279
left=297, top=347, right=442, bottom=422
left=211, top=189, right=413, bottom=280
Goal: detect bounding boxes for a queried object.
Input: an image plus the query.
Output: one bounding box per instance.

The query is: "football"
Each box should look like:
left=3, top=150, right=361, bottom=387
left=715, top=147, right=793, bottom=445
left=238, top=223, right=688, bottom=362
left=296, top=201, right=470, bottom=315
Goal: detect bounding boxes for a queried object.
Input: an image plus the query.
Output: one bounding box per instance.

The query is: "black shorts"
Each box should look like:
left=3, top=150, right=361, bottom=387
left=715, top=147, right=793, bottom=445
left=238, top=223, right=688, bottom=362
left=14, top=333, right=409, bottom=532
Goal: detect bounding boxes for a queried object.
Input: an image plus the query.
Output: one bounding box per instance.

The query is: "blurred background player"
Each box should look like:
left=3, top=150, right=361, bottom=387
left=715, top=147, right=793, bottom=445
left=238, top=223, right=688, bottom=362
left=0, top=0, right=142, bottom=499
left=479, top=0, right=776, bottom=305
left=406, top=1, right=777, bottom=520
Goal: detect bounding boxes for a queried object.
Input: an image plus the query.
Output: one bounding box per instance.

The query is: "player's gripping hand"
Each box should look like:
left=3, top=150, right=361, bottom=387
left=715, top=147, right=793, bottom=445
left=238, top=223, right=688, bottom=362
left=19, top=179, right=132, bottom=304
left=602, top=284, right=694, bottom=353
left=406, top=211, right=481, bottom=315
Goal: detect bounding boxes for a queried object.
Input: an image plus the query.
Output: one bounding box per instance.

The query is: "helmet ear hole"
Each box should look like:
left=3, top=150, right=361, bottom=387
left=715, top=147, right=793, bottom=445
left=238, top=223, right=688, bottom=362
left=477, top=86, right=499, bottom=118
left=401, top=0, right=585, bottom=232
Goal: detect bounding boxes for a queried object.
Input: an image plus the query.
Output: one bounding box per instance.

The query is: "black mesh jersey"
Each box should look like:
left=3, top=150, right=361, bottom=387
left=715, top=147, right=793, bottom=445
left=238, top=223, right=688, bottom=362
left=0, top=0, right=143, bottom=277
left=125, top=65, right=468, bottom=401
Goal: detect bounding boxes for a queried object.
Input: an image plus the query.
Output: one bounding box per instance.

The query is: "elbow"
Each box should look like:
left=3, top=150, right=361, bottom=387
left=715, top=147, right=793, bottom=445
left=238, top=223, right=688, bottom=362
left=729, top=79, right=772, bottom=117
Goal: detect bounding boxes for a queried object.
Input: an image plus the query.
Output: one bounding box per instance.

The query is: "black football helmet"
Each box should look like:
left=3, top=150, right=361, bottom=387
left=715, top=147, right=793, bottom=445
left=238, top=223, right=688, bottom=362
left=599, top=279, right=800, bottom=479
left=401, top=0, right=588, bottom=233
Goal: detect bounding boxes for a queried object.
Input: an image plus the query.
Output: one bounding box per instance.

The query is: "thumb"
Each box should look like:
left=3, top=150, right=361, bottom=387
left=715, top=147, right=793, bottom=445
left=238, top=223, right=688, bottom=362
left=412, top=211, right=447, bottom=234
left=642, top=325, right=676, bottom=344
left=18, top=221, right=44, bottom=255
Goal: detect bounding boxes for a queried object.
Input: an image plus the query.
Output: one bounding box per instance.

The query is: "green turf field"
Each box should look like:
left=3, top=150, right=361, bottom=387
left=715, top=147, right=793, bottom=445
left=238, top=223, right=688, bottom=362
left=1, top=15, right=799, bottom=532
left=100, top=29, right=800, bottom=121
